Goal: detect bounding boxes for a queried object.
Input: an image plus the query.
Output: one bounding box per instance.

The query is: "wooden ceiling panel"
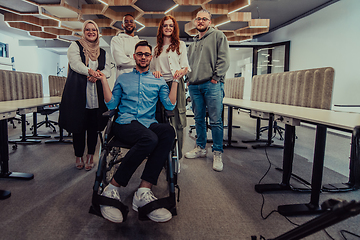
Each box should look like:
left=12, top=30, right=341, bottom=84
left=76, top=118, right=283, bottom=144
left=1, top=0, right=269, bottom=41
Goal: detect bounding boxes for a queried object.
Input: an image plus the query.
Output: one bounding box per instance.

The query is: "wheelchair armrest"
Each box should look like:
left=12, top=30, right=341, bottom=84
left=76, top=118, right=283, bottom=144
left=165, top=110, right=174, bottom=118
left=103, top=109, right=118, bottom=118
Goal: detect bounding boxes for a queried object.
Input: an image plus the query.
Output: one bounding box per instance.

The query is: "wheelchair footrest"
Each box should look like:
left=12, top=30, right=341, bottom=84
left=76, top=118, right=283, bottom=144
left=138, top=196, right=177, bottom=221
left=89, top=192, right=129, bottom=222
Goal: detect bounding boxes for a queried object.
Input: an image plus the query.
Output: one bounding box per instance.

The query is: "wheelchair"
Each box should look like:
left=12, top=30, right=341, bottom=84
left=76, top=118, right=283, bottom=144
left=89, top=104, right=180, bottom=222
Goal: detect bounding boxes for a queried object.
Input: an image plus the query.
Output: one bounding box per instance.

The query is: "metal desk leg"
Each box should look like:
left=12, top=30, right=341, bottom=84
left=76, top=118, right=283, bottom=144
left=8, top=114, right=41, bottom=144
left=252, top=114, right=284, bottom=149
left=0, top=119, right=34, bottom=180
left=255, top=124, right=295, bottom=193
left=278, top=124, right=327, bottom=216
left=0, top=189, right=11, bottom=200
left=26, top=112, right=51, bottom=139
left=223, top=106, right=247, bottom=149
left=322, top=125, right=360, bottom=192
left=242, top=117, right=268, bottom=144
left=45, top=127, right=72, bottom=144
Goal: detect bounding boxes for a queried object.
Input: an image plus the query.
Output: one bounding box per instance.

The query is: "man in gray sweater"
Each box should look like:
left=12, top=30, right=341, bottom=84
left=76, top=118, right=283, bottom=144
left=185, top=9, right=230, bottom=172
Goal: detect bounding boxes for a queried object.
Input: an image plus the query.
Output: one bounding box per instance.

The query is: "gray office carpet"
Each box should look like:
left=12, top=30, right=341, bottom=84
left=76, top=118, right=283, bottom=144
left=1, top=110, right=359, bottom=240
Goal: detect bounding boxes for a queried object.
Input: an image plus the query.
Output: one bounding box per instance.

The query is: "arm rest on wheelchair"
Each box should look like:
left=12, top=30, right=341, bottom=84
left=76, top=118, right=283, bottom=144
left=165, top=110, right=174, bottom=118
left=102, top=109, right=118, bottom=118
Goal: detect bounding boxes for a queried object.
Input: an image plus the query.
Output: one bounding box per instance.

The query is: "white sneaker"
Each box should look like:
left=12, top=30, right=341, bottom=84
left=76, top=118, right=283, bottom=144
left=100, top=185, right=123, bottom=223
left=184, top=145, right=206, bottom=159
left=132, top=189, right=172, bottom=223
left=213, top=151, right=223, bottom=172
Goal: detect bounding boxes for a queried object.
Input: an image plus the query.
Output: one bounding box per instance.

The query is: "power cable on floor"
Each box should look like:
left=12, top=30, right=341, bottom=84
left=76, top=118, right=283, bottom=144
left=340, top=229, right=360, bottom=240
left=259, top=147, right=338, bottom=240
left=258, top=147, right=278, bottom=220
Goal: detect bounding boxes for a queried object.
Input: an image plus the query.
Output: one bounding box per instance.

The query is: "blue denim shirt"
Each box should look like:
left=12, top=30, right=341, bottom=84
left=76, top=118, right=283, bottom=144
left=105, top=68, right=176, bottom=128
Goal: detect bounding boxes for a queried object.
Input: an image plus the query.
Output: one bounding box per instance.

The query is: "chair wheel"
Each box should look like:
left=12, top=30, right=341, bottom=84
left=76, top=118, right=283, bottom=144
left=12, top=144, right=17, bottom=150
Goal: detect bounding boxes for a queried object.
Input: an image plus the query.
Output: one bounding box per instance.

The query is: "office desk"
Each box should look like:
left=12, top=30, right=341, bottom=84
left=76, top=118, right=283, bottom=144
left=223, top=98, right=360, bottom=215
left=0, top=97, right=62, bottom=144
left=0, top=105, right=32, bottom=199
left=0, top=97, right=62, bottom=194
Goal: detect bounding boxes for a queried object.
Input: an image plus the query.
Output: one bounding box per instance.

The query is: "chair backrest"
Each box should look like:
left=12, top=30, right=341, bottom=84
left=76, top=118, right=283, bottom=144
left=250, top=67, right=334, bottom=110
left=0, top=69, right=43, bottom=101
left=48, top=75, right=66, bottom=97
left=224, top=77, right=245, bottom=99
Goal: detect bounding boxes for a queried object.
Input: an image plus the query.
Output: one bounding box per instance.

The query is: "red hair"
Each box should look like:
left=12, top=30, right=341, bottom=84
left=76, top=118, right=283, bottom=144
left=154, top=15, right=180, bottom=58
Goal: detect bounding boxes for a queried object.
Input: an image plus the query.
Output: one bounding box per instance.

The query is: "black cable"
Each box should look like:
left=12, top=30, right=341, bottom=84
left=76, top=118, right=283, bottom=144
left=259, top=147, right=272, bottom=184
left=323, top=229, right=336, bottom=240
left=340, top=229, right=360, bottom=240
left=261, top=148, right=336, bottom=240
left=259, top=147, right=278, bottom=220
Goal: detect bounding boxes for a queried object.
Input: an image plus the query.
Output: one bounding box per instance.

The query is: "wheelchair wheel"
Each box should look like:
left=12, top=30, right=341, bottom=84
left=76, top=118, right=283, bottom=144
left=98, top=145, right=125, bottom=189
left=172, top=139, right=180, bottom=174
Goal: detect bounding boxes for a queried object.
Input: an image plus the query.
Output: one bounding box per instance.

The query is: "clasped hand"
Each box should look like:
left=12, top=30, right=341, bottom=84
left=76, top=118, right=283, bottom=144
left=87, top=68, right=102, bottom=83
left=152, top=67, right=188, bottom=80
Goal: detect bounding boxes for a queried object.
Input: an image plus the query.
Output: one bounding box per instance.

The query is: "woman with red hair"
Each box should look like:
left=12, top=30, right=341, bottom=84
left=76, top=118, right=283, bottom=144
left=151, top=15, right=190, bottom=162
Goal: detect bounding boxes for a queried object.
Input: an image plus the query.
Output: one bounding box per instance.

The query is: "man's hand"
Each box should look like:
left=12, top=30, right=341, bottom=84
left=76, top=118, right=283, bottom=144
left=95, top=70, right=107, bottom=82
left=210, top=79, right=218, bottom=84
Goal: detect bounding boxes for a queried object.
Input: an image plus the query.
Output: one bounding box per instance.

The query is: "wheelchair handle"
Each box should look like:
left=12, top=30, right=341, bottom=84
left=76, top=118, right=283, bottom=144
left=102, top=109, right=118, bottom=118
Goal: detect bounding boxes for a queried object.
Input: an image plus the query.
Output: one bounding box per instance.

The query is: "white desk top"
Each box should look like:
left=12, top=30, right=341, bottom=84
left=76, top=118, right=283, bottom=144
left=223, top=98, right=360, bottom=132
left=0, top=97, right=61, bottom=110
left=0, top=106, right=18, bottom=120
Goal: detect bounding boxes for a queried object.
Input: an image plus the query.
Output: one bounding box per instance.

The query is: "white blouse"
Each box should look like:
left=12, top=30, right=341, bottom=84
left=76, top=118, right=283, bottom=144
left=67, top=41, right=111, bottom=109
left=150, top=40, right=190, bottom=82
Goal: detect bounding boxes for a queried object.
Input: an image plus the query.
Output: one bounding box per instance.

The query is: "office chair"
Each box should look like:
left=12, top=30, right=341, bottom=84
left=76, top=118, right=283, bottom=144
left=30, top=104, right=59, bottom=133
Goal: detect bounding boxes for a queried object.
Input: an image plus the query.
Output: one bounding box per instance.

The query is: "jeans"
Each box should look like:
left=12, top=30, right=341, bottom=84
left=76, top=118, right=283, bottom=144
left=188, top=81, right=224, bottom=152
left=112, top=120, right=175, bottom=187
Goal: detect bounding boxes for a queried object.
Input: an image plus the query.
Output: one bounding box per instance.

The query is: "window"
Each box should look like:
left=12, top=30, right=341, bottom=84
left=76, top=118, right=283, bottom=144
left=0, top=42, right=9, bottom=58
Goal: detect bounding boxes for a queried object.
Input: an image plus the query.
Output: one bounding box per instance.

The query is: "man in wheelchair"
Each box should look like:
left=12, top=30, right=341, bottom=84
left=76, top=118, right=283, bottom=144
left=94, top=40, right=179, bottom=223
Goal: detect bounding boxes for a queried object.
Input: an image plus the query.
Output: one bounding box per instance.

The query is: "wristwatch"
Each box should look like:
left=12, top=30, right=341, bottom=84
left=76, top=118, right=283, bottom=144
left=173, top=79, right=180, bottom=84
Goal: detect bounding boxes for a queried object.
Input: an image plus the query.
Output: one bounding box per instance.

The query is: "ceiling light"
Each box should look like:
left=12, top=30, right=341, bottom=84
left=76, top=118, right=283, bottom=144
left=22, top=0, right=39, bottom=6
left=165, top=4, right=179, bottom=14
left=58, top=38, right=72, bottom=43
left=228, top=0, right=251, bottom=14
left=135, top=20, right=145, bottom=32
left=98, top=0, right=108, bottom=6
left=215, top=20, right=231, bottom=28
left=249, top=26, right=268, bottom=28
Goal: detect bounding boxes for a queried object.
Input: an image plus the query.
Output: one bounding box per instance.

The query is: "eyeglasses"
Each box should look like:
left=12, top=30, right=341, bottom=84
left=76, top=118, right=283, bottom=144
left=195, top=17, right=209, bottom=22
left=85, top=28, right=97, bottom=32
left=135, top=52, right=151, bottom=57
left=163, top=24, right=174, bottom=28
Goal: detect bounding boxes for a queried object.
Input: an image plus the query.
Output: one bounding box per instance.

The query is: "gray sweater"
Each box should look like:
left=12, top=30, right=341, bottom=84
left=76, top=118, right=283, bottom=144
left=187, top=27, right=230, bottom=85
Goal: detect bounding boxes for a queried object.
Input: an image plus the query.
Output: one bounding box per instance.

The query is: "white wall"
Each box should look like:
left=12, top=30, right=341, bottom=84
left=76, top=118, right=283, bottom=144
left=257, top=0, right=360, bottom=112
left=227, top=48, right=253, bottom=100
left=0, top=31, right=60, bottom=96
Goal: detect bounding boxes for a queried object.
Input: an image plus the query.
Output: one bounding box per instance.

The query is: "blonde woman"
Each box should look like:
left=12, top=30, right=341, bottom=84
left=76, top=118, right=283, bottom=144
left=59, top=20, right=111, bottom=170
